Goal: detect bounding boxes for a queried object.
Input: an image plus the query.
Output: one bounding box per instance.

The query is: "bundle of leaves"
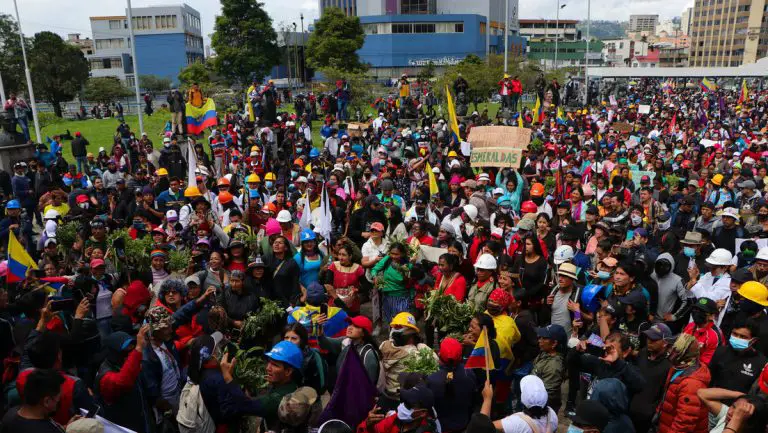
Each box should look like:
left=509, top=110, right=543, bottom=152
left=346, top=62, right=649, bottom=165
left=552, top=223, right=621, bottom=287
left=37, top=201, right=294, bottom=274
left=240, top=298, right=286, bottom=341
left=234, top=346, right=268, bottom=393
left=403, top=347, right=439, bottom=375
left=423, top=290, right=476, bottom=336
left=168, top=249, right=191, bottom=273
left=55, top=221, right=80, bottom=255
left=107, top=229, right=153, bottom=270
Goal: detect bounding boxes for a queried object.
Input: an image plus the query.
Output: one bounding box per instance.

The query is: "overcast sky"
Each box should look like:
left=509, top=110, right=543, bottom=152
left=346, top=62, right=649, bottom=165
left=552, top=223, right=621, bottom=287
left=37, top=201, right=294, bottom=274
left=3, top=0, right=694, bottom=46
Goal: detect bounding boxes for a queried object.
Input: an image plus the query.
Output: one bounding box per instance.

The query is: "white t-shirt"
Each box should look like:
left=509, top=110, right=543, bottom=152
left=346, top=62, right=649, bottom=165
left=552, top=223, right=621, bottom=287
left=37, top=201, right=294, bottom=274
left=709, top=403, right=728, bottom=433
left=500, top=409, right=558, bottom=433
left=362, top=238, right=390, bottom=282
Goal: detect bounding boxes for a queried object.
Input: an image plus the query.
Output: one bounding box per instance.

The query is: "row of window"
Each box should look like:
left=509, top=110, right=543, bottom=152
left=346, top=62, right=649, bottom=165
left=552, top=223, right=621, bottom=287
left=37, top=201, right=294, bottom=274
left=89, top=57, right=123, bottom=70
left=133, top=16, right=152, bottom=30
left=186, top=53, right=204, bottom=65
left=183, top=12, right=201, bottom=31
left=691, top=49, right=744, bottom=56
left=108, top=14, right=181, bottom=31
left=156, top=15, right=178, bottom=29
left=362, top=22, right=463, bottom=35
left=696, top=0, right=754, bottom=7
left=186, top=34, right=203, bottom=50
left=95, top=38, right=127, bottom=50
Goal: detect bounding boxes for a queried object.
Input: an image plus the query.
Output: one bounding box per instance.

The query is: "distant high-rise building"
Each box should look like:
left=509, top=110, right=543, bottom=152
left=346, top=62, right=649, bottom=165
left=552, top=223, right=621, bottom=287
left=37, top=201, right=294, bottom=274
left=629, top=14, right=659, bottom=33
left=689, top=0, right=768, bottom=67
left=681, top=7, right=693, bottom=35
left=318, top=0, right=358, bottom=16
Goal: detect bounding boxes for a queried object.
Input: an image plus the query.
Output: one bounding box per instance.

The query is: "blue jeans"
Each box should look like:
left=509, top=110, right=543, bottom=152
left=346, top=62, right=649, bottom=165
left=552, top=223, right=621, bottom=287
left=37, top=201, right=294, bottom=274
left=337, top=99, right=348, bottom=121
left=75, top=156, right=87, bottom=174
left=17, top=116, right=30, bottom=142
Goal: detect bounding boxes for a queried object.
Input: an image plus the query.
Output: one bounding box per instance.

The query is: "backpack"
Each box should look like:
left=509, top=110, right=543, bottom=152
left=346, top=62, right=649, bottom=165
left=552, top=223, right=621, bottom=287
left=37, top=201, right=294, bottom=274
left=360, top=344, right=387, bottom=393
left=177, top=380, right=215, bottom=433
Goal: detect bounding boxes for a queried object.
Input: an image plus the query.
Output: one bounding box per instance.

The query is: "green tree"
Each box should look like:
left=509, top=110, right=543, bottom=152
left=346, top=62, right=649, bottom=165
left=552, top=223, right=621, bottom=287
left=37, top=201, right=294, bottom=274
left=306, top=7, right=365, bottom=72
left=140, top=74, right=172, bottom=93
left=318, top=67, right=376, bottom=116
left=416, top=62, right=435, bottom=84
left=211, top=0, right=280, bottom=84
left=0, top=14, right=28, bottom=95
left=177, top=62, right=212, bottom=88
left=83, top=77, right=132, bottom=104
left=29, top=32, right=88, bottom=117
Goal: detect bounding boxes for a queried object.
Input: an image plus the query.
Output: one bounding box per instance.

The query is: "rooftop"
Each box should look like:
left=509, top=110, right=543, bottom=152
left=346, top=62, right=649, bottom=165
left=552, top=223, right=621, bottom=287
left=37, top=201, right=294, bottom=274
left=519, top=19, right=579, bottom=25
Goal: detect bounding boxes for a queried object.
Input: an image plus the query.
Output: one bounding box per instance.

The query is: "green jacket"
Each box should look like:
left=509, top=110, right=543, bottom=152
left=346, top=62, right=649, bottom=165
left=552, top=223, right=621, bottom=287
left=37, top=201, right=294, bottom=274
left=532, top=351, right=565, bottom=406
left=371, top=255, right=412, bottom=298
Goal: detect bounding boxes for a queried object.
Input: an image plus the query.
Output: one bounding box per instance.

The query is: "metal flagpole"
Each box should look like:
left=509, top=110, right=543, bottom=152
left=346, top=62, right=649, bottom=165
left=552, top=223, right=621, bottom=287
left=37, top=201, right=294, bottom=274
left=0, top=70, right=6, bottom=103
left=583, top=0, right=590, bottom=105
left=554, top=0, right=560, bottom=69
left=12, top=0, right=41, bottom=142
left=126, top=0, right=145, bottom=135
left=504, top=0, right=510, bottom=73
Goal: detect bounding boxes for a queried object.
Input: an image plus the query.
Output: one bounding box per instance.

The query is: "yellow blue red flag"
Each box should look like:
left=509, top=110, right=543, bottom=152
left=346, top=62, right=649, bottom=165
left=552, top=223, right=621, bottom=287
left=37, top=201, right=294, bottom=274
left=8, top=231, right=37, bottom=283
left=465, top=327, right=496, bottom=370
left=185, top=98, right=217, bottom=135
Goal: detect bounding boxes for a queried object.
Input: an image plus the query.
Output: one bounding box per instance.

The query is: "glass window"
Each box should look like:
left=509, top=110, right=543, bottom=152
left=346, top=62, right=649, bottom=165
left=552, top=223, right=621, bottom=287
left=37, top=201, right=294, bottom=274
left=109, top=20, right=121, bottom=30
left=392, top=23, right=412, bottom=33
left=455, top=23, right=463, bottom=32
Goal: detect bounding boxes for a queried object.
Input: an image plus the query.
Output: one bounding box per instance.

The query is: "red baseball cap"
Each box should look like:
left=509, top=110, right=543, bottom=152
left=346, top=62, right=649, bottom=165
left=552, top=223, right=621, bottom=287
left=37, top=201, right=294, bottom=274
left=90, top=259, right=105, bottom=268
left=370, top=222, right=385, bottom=232
left=76, top=194, right=89, bottom=204
left=439, top=337, right=463, bottom=364
left=346, top=316, right=373, bottom=335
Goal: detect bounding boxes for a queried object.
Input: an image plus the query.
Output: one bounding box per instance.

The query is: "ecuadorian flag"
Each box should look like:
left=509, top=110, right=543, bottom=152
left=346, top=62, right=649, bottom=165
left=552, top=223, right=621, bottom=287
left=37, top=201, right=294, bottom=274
left=700, top=78, right=718, bottom=92
left=8, top=231, right=37, bottom=283
left=465, top=327, right=496, bottom=370
left=738, top=79, right=748, bottom=105
left=186, top=98, right=217, bottom=135
left=288, top=304, right=348, bottom=351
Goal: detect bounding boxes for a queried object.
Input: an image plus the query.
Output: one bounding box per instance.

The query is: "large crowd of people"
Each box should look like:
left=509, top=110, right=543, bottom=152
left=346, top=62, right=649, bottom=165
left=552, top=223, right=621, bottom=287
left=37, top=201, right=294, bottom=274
left=1, top=74, right=768, bottom=433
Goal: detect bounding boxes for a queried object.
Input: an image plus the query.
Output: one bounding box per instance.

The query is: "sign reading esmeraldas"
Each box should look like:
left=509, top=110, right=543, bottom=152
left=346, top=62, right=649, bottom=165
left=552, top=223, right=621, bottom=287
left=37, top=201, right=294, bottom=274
left=467, top=126, right=531, bottom=168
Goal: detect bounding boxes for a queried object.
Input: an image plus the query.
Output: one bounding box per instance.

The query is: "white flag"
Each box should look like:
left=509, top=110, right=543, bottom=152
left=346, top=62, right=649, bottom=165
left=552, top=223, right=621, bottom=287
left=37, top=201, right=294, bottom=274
left=187, top=139, right=198, bottom=189
left=299, top=193, right=312, bottom=229
left=318, top=185, right=333, bottom=242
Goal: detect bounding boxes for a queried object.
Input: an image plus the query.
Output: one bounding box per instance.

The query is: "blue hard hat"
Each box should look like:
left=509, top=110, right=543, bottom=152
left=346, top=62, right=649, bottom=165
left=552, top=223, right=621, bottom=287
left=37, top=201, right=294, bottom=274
left=309, top=148, right=320, bottom=158
left=497, top=196, right=511, bottom=206
left=300, top=228, right=316, bottom=242
left=581, top=284, right=603, bottom=313
left=5, top=199, right=20, bottom=210
left=265, top=341, right=303, bottom=370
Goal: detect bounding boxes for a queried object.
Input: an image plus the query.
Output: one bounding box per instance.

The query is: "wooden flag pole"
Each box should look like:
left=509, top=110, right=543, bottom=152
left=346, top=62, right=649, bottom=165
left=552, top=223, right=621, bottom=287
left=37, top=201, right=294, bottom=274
left=482, top=326, right=490, bottom=382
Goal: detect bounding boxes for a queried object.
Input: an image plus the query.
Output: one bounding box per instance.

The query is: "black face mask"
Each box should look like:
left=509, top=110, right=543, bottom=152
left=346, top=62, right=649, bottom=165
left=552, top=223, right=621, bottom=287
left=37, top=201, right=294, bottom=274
left=691, top=309, right=708, bottom=326
left=486, top=305, right=503, bottom=316
left=391, top=329, right=409, bottom=347
left=739, top=299, right=765, bottom=315
left=532, top=197, right=544, bottom=206
left=654, top=259, right=672, bottom=277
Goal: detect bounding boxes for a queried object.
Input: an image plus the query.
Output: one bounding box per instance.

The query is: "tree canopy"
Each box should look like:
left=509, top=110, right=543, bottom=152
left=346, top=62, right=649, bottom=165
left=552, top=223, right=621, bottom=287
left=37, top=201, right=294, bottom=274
left=210, top=0, right=280, bottom=84
left=306, top=7, right=366, bottom=72
left=140, top=75, right=172, bottom=93
left=29, top=31, right=89, bottom=117
left=83, top=77, right=132, bottom=103
left=0, top=14, right=29, bottom=96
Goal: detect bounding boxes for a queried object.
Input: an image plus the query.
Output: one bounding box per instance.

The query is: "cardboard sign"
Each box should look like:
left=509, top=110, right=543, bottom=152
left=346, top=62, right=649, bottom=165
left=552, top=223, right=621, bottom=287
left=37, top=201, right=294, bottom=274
left=613, top=122, right=634, bottom=134
left=468, top=126, right=532, bottom=149
left=638, top=104, right=651, bottom=114
left=470, top=147, right=523, bottom=168
left=626, top=135, right=641, bottom=149
left=700, top=139, right=721, bottom=148
left=419, top=245, right=449, bottom=263
left=347, top=122, right=367, bottom=137
left=631, top=170, right=656, bottom=186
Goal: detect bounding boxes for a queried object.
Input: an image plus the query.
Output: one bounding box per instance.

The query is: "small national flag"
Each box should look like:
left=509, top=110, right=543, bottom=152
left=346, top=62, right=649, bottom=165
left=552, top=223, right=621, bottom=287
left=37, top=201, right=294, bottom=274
left=8, top=231, right=37, bottom=283
left=668, top=113, right=677, bottom=134
left=426, top=163, right=439, bottom=196
left=700, top=78, right=718, bottom=92
left=185, top=98, right=218, bottom=135
left=40, top=276, right=69, bottom=294
left=533, top=96, right=543, bottom=123
left=465, top=326, right=496, bottom=371
left=738, top=78, right=748, bottom=105
left=517, top=114, right=524, bottom=128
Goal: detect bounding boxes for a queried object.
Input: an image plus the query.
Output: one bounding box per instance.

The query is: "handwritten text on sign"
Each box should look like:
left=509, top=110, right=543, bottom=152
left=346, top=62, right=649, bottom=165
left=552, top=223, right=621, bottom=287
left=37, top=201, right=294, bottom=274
left=468, top=126, right=532, bottom=149
left=470, top=148, right=523, bottom=168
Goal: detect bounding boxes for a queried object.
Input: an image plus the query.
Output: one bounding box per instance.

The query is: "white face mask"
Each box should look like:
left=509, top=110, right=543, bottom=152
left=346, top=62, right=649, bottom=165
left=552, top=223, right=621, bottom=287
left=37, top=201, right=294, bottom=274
left=396, top=403, right=414, bottom=422
left=631, top=215, right=643, bottom=225
left=78, top=203, right=89, bottom=209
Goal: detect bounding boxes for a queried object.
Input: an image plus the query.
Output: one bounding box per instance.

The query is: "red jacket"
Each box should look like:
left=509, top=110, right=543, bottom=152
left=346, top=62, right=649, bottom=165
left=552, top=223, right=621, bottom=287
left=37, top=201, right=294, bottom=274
left=511, top=79, right=523, bottom=94
left=682, top=322, right=724, bottom=365
left=154, top=299, right=204, bottom=359
left=358, top=414, right=435, bottom=433
left=17, top=369, right=77, bottom=426
left=657, top=363, right=711, bottom=433
left=98, top=350, right=142, bottom=405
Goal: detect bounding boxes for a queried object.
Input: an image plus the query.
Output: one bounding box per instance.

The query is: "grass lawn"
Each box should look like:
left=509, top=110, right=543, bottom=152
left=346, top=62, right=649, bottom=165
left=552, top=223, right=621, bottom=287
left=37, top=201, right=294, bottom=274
left=27, top=101, right=531, bottom=161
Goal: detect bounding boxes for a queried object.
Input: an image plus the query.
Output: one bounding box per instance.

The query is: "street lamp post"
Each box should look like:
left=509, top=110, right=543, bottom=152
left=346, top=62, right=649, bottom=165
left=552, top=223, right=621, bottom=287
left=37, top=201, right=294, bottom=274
left=300, top=13, right=305, bottom=83
left=554, top=0, right=560, bottom=70
left=584, top=0, right=591, bottom=105
left=504, top=0, right=510, bottom=73
left=293, top=22, right=299, bottom=89
left=126, top=0, right=145, bottom=135
left=12, top=0, right=41, bottom=142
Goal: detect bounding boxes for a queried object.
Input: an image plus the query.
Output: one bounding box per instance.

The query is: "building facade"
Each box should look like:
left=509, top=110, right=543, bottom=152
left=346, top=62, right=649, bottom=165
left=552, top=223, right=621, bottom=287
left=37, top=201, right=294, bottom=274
left=527, top=40, right=604, bottom=69
left=629, top=14, right=659, bottom=33
left=601, top=39, right=649, bottom=67
left=67, top=34, right=94, bottom=56
left=88, top=3, right=204, bottom=86
left=518, top=19, right=580, bottom=42
left=689, top=0, right=768, bottom=67
left=681, top=7, right=693, bottom=35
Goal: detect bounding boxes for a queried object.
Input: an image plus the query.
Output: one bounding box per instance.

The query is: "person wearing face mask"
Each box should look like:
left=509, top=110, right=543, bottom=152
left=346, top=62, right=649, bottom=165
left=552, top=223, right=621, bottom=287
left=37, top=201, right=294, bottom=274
left=654, top=333, right=711, bottom=433
left=651, top=253, right=693, bottom=333
left=361, top=382, right=437, bottom=433
left=708, top=317, right=767, bottom=395
left=689, top=249, right=733, bottom=316
left=674, top=231, right=707, bottom=283
left=749, top=247, right=768, bottom=286
left=378, top=313, right=436, bottom=408
left=682, top=298, right=725, bottom=365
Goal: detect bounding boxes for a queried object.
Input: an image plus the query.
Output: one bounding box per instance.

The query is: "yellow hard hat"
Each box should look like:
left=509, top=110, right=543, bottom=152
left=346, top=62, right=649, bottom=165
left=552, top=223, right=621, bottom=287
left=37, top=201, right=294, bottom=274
left=86, top=152, right=94, bottom=158
left=305, top=163, right=312, bottom=172
left=738, top=281, right=768, bottom=306
left=711, top=174, right=724, bottom=186
left=447, top=151, right=458, bottom=158
left=156, top=168, right=169, bottom=176
left=390, top=312, right=419, bottom=332
left=246, top=173, right=261, bottom=183
left=184, top=186, right=201, bottom=197
left=265, top=172, right=276, bottom=181
left=503, top=73, right=510, bottom=79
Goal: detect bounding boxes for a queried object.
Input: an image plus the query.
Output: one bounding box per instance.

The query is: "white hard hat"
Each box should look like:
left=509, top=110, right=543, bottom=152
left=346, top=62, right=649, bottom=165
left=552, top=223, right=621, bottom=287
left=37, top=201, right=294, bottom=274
left=705, top=248, right=733, bottom=267
left=553, top=245, right=575, bottom=265
left=474, top=253, right=497, bottom=270
left=276, top=209, right=292, bottom=223
left=756, top=247, right=768, bottom=262
left=44, top=209, right=60, bottom=220
left=463, top=204, right=478, bottom=222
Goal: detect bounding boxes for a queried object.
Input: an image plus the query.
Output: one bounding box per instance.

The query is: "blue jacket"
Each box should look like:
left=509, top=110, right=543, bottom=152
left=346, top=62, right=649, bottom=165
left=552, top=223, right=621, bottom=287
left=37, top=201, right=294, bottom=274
left=156, top=189, right=184, bottom=212
left=11, top=175, right=32, bottom=206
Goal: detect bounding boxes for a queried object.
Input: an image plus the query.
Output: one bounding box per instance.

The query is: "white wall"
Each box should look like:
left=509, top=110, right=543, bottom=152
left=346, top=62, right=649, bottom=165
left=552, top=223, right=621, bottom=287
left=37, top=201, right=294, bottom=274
left=357, top=0, right=385, bottom=16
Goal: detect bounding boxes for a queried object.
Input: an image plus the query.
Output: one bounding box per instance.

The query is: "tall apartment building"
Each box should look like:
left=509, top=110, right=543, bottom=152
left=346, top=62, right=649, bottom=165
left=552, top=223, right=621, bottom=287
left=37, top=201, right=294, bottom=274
left=689, top=0, right=768, bottom=67
left=681, top=7, right=693, bottom=35
left=88, top=3, right=204, bottom=86
left=629, top=14, right=659, bottom=33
